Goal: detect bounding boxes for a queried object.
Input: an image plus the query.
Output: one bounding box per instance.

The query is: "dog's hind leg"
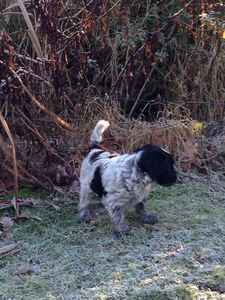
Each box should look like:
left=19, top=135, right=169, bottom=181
left=135, top=201, right=158, bottom=224
left=79, top=183, right=95, bottom=223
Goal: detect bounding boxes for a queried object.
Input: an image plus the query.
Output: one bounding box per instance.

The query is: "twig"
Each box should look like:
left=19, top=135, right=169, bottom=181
left=17, top=0, right=43, bottom=58
left=128, top=66, right=155, bottom=118
left=169, top=0, right=194, bottom=21
left=10, top=68, right=77, bottom=133
left=16, top=108, right=64, bottom=162
left=97, top=0, right=120, bottom=20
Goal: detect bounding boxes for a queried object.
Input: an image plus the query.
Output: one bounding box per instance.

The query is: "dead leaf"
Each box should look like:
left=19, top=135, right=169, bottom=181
left=30, top=215, right=42, bottom=221
left=53, top=186, right=64, bottom=194
left=45, top=164, right=75, bottom=186
left=14, top=210, right=31, bottom=222
left=0, top=243, right=20, bottom=257
left=11, top=197, right=17, bottom=210
left=70, top=179, right=80, bottom=194
left=23, top=198, right=50, bottom=206
left=0, top=200, right=12, bottom=210
left=18, top=264, right=41, bottom=276
left=48, top=203, right=60, bottom=210
left=0, top=216, right=14, bottom=239
left=0, top=216, right=14, bottom=228
left=13, top=210, right=42, bottom=222
left=23, top=198, right=61, bottom=210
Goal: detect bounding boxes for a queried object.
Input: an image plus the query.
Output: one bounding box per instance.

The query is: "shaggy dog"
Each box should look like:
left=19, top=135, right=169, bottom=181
left=79, top=120, right=177, bottom=235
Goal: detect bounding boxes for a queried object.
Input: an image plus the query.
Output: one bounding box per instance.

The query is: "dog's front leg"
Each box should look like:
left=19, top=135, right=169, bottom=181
left=135, top=201, right=158, bottom=225
left=111, top=207, right=129, bottom=236
left=103, top=199, right=129, bottom=236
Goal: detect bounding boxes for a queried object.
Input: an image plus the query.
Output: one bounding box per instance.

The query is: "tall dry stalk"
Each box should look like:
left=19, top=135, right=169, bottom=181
left=17, top=0, right=43, bottom=58
left=0, top=112, right=19, bottom=219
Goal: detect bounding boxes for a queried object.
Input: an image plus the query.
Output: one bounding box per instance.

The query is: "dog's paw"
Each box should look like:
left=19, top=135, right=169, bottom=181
left=141, top=213, right=159, bottom=225
left=79, top=208, right=93, bottom=223
left=114, top=228, right=130, bottom=237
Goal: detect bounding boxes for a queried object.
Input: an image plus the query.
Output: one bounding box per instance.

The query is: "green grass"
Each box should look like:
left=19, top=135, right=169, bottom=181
left=0, top=180, right=225, bottom=300
left=2, top=186, right=49, bottom=200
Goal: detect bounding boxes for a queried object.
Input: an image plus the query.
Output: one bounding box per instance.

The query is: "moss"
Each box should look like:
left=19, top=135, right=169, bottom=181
left=212, top=266, right=225, bottom=283
left=176, top=285, right=200, bottom=300
left=130, top=290, right=171, bottom=300
left=203, top=265, right=225, bottom=293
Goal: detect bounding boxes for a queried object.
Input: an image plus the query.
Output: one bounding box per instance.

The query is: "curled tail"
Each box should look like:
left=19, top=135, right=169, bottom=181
left=90, top=120, right=110, bottom=144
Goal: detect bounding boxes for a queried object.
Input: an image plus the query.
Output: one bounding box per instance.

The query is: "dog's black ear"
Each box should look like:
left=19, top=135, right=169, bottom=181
left=137, top=145, right=177, bottom=186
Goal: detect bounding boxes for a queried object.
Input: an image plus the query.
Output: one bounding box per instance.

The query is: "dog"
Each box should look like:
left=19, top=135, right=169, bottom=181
left=79, top=120, right=177, bottom=235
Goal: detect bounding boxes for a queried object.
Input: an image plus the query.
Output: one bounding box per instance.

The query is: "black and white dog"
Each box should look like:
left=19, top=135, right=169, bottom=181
left=79, top=120, right=177, bottom=235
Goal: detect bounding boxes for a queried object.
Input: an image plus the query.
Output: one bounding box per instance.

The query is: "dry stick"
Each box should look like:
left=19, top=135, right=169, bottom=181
left=10, top=68, right=77, bottom=133
left=128, top=65, right=156, bottom=118
left=0, top=113, right=19, bottom=219
left=0, top=243, right=20, bottom=257
left=17, top=0, right=43, bottom=58
left=16, top=108, right=64, bottom=162
left=13, top=52, right=50, bottom=64
left=110, top=56, right=130, bottom=95
left=60, top=0, right=77, bottom=28
left=110, top=45, right=146, bottom=98
left=95, top=0, right=121, bottom=20
left=168, top=0, right=194, bottom=20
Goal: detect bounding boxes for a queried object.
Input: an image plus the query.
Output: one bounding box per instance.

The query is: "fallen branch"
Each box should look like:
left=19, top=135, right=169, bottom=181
left=0, top=198, right=61, bottom=211
left=0, top=243, right=20, bottom=258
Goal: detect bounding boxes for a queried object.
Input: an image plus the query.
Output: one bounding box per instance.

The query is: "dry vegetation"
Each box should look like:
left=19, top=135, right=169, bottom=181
left=0, top=1, right=225, bottom=298
left=0, top=0, right=225, bottom=192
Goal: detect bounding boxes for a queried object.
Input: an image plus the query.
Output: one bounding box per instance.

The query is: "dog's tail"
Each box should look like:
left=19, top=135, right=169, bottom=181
left=90, top=120, right=110, bottom=144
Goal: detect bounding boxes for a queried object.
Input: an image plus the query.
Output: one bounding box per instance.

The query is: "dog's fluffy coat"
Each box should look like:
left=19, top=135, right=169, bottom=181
left=79, top=120, right=177, bottom=235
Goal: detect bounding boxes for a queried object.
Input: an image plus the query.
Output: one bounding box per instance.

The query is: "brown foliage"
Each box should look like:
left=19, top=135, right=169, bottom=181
left=0, top=0, right=225, bottom=198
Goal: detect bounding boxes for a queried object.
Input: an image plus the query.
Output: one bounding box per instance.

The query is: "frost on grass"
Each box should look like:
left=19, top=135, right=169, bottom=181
left=0, top=180, right=225, bottom=299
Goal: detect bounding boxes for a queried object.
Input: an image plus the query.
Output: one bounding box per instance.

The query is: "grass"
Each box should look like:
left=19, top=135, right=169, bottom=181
left=0, top=179, right=225, bottom=300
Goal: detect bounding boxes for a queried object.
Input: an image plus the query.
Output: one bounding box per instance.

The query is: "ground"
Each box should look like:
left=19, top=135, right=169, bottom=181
left=0, top=178, right=225, bottom=300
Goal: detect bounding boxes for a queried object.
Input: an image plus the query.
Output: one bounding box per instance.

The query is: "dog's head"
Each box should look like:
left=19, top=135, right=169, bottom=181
left=136, top=145, right=177, bottom=186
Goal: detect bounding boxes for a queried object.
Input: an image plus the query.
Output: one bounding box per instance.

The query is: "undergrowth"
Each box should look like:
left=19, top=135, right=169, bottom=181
left=0, top=1, right=225, bottom=189
left=1, top=179, right=225, bottom=300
